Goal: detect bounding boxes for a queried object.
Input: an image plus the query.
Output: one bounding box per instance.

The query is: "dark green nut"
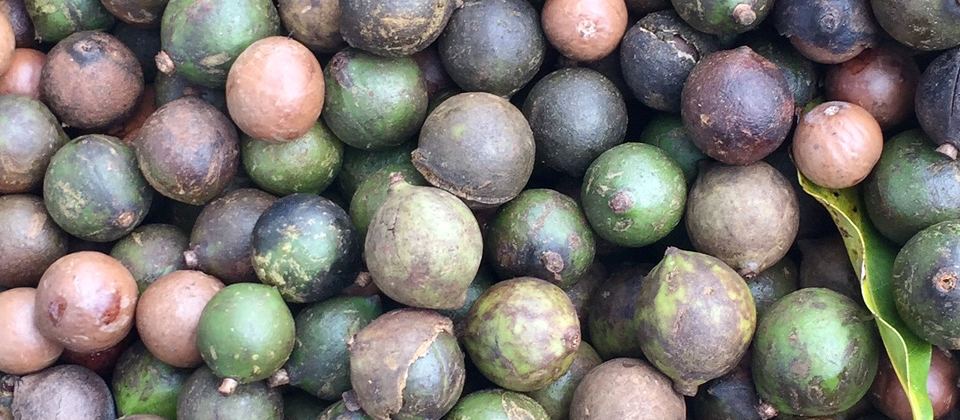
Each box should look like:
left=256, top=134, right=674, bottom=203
left=636, top=247, right=756, bottom=397
left=177, top=366, right=283, bottom=420
left=487, top=189, right=596, bottom=289
left=672, top=0, right=773, bottom=35
left=348, top=163, right=427, bottom=238
left=158, top=0, right=280, bottom=88
left=522, top=68, right=628, bottom=177
left=746, top=257, right=798, bottom=319
left=638, top=114, right=711, bottom=185
left=339, top=0, right=456, bottom=57
left=446, top=389, right=550, bottom=420
left=525, top=342, right=603, bottom=420
left=275, top=295, right=382, bottom=400
left=864, top=129, right=960, bottom=245
left=44, top=134, right=153, bottom=242
left=241, top=121, right=344, bottom=196
left=111, top=341, right=191, bottom=419
left=196, top=283, right=296, bottom=391
left=24, top=0, right=115, bottom=43
left=348, top=309, right=465, bottom=420
left=110, top=224, right=189, bottom=293
left=893, top=220, right=960, bottom=349
left=337, top=140, right=416, bottom=200
left=322, top=48, right=428, bottom=151
left=690, top=366, right=774, bottom=420
left=464, top=277, right=581, bottom=392
left=752, top=288, right=880, bottom=416
left=251, top=194, right=362, bottom=303
left=365, top=178, right=483, bottom=310
left=581, top=142, right=687, bottom=248
left=282, top=389, right=331, bottom=420
left=587, top=263, right=648, bottom=360
left=438, top=0, right=545, bottom=97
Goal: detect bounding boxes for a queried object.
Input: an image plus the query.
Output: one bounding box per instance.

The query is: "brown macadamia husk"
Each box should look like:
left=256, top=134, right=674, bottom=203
left=0, top=48, right=42, bottom=98
left=226, top=36, right=325, bottom=142
left=569, top=358, right=686, bottom=420
left=870, top=348, right=960, bottom=420
left=792, top=101, right=883, bottom=189
left=541, top=0, right=628, bottom=62
left=33, top=251, right=139, bottom=353
left=135, top=270, right=224, bottom=368
left=40, top=31, right=143, bottom=130
left=0, top=288, right=64, bottom=375
left=825, top=48, right=920, bottom=129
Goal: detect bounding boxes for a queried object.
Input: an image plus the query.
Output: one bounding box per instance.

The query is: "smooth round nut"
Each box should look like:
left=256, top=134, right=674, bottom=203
left=792, top=101, right=883, bottom=189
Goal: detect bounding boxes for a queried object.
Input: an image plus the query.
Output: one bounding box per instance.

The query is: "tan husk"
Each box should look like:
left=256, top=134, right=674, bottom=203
left=348, top=309, right=457, bottom=420
left=541, top=0, right=628, bottom=62
left=135, top=270, right=225, bottom=368
left=226, top=36, right=325, bottom=142
left=33, top=252, right=139, bottom=353
left=0, top=48, right=45, bottom=99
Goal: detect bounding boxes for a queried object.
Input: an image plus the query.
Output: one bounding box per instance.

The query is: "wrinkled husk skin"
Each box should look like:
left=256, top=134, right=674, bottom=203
left=348, top=309, right=466, bottom=420
left=364, top=180, right=483, bottom=310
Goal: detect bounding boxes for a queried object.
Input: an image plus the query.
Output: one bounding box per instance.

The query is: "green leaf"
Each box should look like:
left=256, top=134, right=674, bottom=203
left=799, top=172, right=933, bottom=420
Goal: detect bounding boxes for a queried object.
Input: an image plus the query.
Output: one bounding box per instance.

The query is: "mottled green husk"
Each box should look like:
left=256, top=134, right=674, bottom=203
left=284, top=296, right=382, bottom=400
left=636, top=248, right=756, bottom=397
left=322, top=48, right=428, bottom=151
left=110, top=224, right=188, bottom=293
left=446, top=389, right=550, bottom=420
left=24, top=0, right=115, bottom=43
left=242, top=122, right=344, bottom=196
left=177, top=366, right=283, bottom=419
left=464, top=277, right=581, bottom=392
left=525, top=342, right=603, bottom=420
left=752, top=288, right=880, bottom=416
left=348, top=163, right=426, bottom=237
left=337, top=141, right=416, bottom=199
left=160, top=0, right=280, bottom=87
left=364, top=180, right=483, bottom=310
left=196, top=283, right=296, bottom=384
left=487, top=189, right=596, bottom=289
left=251, top=194, right=361, bottom=303
left=111, top=341, right=191, bottom=419
left=638, top=114, right=710, bottom=185
left=581, top=143, right=687, bottom=248
left=44, top=135, right=154, bottom=242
